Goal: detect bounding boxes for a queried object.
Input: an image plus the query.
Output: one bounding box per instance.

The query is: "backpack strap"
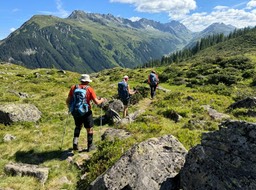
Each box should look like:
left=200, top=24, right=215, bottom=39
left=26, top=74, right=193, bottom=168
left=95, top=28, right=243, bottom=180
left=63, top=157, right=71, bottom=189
left=75, top=84, right=89, bottom=89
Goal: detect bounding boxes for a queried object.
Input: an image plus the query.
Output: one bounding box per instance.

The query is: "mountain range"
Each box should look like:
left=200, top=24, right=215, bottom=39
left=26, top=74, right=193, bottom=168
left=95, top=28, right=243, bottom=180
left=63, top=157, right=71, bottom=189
left=0, top=10, right=236, bottom=73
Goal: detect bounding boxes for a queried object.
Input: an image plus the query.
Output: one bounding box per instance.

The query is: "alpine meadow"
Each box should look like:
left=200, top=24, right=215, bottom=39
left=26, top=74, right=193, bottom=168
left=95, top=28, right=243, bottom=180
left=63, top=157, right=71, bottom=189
left=0, top=11, right=256, bottom=190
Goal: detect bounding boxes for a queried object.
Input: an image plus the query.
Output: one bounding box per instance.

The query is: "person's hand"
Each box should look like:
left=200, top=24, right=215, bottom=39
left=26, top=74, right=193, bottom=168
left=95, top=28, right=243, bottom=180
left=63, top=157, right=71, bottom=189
left=98, top=98, right=107, bottom=108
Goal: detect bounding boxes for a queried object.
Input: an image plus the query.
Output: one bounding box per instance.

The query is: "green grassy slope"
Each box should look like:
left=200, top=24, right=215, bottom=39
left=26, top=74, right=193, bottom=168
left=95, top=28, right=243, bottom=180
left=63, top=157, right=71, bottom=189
left=1, top=56, right=256, bottom=189
left=1, top=28, right=256, bottom=189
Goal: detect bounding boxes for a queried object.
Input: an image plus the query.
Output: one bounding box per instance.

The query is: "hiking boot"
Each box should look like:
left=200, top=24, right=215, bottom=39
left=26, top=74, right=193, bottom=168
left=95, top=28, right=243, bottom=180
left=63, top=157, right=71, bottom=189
left=87, top=144, right=96, bottom=152
left=73, top=144, right=78, bottom=150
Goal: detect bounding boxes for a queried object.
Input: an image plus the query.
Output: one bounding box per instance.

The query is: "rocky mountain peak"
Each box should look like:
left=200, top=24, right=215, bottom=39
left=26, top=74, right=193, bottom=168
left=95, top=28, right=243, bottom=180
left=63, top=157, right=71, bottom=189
left=67, top=10, right=87, bottom=19
left=201, top=22, right=236, bottom=36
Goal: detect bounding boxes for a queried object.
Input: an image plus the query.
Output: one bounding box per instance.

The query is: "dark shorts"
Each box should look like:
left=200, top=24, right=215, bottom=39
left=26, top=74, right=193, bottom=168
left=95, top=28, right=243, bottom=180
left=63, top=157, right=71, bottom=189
left=121, top=98, right=130, bottom=106
left=73, top=110, right=93, bottom=128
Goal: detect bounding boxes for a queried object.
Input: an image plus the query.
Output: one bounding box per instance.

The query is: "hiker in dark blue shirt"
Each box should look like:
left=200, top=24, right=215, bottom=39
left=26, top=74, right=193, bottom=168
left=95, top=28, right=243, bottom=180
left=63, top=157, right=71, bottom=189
left=118, top=75, right=136, bottom=118
left=148, top=70, right=159, bottom=99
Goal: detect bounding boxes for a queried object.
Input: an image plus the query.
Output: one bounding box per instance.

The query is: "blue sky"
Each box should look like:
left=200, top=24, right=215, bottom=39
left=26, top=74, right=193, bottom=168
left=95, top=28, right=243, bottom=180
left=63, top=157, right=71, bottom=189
left=1, top=0, right=256, bottom=40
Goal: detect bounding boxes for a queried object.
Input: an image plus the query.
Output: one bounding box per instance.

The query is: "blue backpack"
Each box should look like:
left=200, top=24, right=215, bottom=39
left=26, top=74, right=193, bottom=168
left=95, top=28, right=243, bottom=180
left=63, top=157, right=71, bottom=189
left=69, top=85, right=89, bottom=117
left=149, top=73, right=158, bottom=86
left=118, top=81, right=129, bottom=100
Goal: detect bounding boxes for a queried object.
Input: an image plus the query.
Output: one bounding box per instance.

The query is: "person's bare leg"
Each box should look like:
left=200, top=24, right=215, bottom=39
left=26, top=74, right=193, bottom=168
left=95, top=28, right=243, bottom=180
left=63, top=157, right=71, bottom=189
left=123, top=105, right=128, bottom=118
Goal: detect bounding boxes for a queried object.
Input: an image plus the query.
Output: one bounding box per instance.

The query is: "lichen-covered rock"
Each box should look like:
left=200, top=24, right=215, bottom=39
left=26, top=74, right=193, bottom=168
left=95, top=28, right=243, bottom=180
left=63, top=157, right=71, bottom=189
left=180, top=120, right=256, bottom=190
left=3, top=134, right=16, bottom=142
left=0, top=103, right=41, bottom=125
left=101, top=128, right=131, bottom=141
left=89, top=135, right=187, bottom=190
left=4, top=163, right=49, bottom=184
left=202, top=104, right=230, bottom=120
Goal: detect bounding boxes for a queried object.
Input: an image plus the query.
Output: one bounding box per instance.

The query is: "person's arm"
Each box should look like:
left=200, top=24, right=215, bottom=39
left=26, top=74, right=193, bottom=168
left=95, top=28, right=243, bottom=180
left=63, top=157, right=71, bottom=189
left=66, top=85, right=74, bottom=108
left=128, top=85, right=136, bottom=95
left=89, top=87, right=105, bottom=105
left=66, top=96, right=71, bottom=107
left=92, top=96, right=105, bottom=105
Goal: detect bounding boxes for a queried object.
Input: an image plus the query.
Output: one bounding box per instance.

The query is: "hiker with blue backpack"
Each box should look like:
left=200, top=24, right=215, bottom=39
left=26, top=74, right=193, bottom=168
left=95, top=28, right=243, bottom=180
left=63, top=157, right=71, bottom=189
left=66, top=74, right=105, bottom=152
left=118, top=75, right=136, bottom=118
left=148, top=70, right=159, bottom=99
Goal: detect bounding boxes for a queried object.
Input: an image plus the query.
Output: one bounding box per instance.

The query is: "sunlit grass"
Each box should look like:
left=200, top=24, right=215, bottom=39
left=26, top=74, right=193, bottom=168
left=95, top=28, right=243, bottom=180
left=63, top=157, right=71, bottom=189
left=1, top=62, right=256, bottom=189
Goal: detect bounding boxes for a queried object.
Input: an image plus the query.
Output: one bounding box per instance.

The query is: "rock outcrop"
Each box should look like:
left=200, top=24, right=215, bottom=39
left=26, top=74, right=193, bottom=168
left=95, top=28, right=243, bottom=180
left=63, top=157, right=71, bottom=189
left=101, top=128, right=131, bottom=141
left=180, top=120, right=256, bottom=190
left=228, top=97, right=256, bottom=109
left=202, top=105, right=230, bottom=120
left=4, top=163, right=49, bottom=184
left=3, top=134, right=16, bottom=142
left=0, top=103, right=41, bottom=125
left=89, top=135, right=187, bottom=190
left=104, top=99, right=123, bottom=123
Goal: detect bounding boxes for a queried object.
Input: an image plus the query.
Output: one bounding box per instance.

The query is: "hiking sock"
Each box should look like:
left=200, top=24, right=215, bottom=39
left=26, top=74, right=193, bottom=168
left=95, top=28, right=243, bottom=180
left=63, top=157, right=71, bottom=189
left=87, top=133, right=93, bottom=152
left=73, top=137, right=79, bottom=150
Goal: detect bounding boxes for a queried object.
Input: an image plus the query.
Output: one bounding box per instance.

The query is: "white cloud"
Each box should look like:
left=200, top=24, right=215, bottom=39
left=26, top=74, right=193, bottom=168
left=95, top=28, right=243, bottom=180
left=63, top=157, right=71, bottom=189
left=110, top=0, right=256, bottom=32
left=56, top=0, right=69, bottom=17
left=214, top=6, right=229, bottom=11
left=10, top=28, right=16, bottom=32
left=110, top=0, right=196, bottom=19
left=39, top=0, right=70, bottom=17
left=247, top=0, right=256, bottom=9
left=181, top=7, right=256, bottom=32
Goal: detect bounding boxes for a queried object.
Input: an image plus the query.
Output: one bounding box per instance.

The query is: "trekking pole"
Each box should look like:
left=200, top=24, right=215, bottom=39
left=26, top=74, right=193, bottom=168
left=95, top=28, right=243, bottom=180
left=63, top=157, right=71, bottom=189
left=60, top=112, right=69, bottom=151
left=100, top=106, right=103, bottom=127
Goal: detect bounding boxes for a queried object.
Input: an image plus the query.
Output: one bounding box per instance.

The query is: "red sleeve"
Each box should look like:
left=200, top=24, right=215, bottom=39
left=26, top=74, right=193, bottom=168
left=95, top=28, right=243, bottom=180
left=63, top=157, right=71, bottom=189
left=68, top=85, right=76, bottom=97
left=86, top=87, right=97, bottom=109
left=86, top=87, right=96, bottom=101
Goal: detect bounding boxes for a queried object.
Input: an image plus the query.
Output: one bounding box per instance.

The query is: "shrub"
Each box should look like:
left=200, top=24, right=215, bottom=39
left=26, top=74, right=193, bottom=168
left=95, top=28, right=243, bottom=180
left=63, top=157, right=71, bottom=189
left=171, top=77, right=186, bottom=86
left=159, top=66, right=182, bottom=82
left=186, top=70, right=198, bottom=78
left=199, top=83, right=232, bottom=96
left=218, top=56, right=253, bottom=70
left=242, top=69, right=255, bottom=79
left=207, top=73, right=240, bottom=86
left=251, top=76, right=256, bottom=86
left=158, top=72, right=171, bottom=83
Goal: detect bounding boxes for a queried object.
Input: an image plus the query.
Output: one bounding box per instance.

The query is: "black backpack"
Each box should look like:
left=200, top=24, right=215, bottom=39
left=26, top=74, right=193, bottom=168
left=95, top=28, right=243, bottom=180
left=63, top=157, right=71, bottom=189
left=149, top=73, right=158, bottom=86
left=118, top=81, right=129, bottom=100
left=69, top=85, right=89, bottom=117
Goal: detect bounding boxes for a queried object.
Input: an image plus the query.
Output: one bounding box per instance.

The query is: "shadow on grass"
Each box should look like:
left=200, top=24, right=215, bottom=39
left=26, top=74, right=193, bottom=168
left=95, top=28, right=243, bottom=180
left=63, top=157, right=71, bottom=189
left=14, top=149, right=74, bottom=164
